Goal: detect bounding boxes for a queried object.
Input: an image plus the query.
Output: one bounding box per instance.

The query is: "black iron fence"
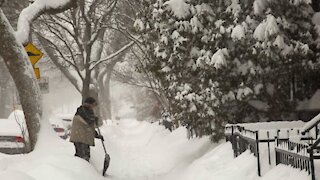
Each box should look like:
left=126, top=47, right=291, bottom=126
left=225, top=125, right=261, bottom=176
left=225, top=124, right=318, bottom=178
left=274, top=118, right=320, bottom=180
left=275, top=139, right=311, bottom=173
left=275, top=138, right=320, bottom=180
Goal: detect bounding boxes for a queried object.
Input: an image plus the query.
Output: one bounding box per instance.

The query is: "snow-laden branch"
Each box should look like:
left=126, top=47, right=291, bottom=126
left=16, top=0, right=77, bottom=44
left=89, top=41, right=135, bottom=70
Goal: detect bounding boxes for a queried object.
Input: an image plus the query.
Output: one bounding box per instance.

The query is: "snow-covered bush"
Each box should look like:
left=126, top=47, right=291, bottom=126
left=136, top=0, right=319, bottom=141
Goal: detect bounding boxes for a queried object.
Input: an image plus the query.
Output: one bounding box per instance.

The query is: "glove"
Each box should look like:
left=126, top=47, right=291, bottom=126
left=95, top=131, right=104, bottom=141
left=98, top=135, right=104, bottom=141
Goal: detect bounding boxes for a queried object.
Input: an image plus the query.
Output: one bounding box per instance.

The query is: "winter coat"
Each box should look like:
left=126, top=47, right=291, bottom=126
left=70, top=105, right=97, bottom=146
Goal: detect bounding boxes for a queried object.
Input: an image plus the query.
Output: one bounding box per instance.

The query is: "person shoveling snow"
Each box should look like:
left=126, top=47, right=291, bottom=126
left=69, top=97, right=110, bottom=176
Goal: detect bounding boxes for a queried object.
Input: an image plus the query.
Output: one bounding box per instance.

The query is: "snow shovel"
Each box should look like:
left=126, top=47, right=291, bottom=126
left=96, top=127, right=110, bottom=176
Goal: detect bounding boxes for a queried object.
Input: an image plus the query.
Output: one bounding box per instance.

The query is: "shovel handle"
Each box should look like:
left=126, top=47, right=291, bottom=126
left=96, top=126, right=108, bottom=154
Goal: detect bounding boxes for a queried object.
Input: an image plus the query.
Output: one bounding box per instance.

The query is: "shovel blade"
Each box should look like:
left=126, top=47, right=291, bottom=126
left=102, top=153, right=110, bottom=176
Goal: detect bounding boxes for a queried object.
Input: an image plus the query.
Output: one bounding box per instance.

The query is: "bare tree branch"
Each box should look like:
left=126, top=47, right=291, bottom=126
left=37, top=34, right=82, bottom=92
left=112, top=70, right=152, bottom=89
left=34, top=31, right=84, bottom=82
left=70, top=9, right=85, bottom=66
left=48, top=15, right=76, bottom=38
left=88, top=0, right=118, bottom=46
left=39, top=22, right=77, bottom=66
left=90, top=41, right=135, bottom=70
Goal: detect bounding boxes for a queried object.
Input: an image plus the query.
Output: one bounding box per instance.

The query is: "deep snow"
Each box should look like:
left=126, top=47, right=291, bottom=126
left=0, top=117, right=311, bottom=180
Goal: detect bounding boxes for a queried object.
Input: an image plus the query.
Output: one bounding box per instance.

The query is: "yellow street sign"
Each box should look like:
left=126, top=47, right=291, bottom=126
left=34, top=68, right=40, bottom=80
left=24, top=43, right=43, bottom=79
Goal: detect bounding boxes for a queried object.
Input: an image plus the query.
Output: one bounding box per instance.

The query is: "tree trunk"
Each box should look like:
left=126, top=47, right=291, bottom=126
left=102, top=55, right=126, bottom=120
left=0, top=82, right=11, bottom=118
left=92, top=30, right=106, bottom=119
left=104, top=66, right=113, bottom=120
left=0, top=87, right=8, bottom=118
left=97, top=67, right=108, bottom=119
left=82, top=67, right=92, bottom=101
left=0, top=9, right=42, bottom=152
left=100, top=31, right=130, bottom=119
left=96, top=62, right=116, bottom=120
left=0, top=62, right=11, bottom=118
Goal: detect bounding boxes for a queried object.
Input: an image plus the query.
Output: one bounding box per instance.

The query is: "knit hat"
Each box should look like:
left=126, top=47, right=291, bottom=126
left=84, top=97, right=97, bottom=105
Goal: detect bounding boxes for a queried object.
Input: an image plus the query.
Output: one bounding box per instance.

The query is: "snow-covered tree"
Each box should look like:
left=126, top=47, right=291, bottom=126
left=0, top=0, right=77, bottom=151
left=250, top=0, right=317, bottom=119
left=136, top=0, right=319, bottom=141
left=0, top=0, right=29, bottom=117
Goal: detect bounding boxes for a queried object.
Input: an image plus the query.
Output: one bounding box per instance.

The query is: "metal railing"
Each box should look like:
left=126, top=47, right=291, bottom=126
left=225, top=124, right=317, bottom=177
left=275, top=137, right=320, bottom=180
left=275, top=139, right=311, bottom=172
left=225, top=125, right=261, bottom=176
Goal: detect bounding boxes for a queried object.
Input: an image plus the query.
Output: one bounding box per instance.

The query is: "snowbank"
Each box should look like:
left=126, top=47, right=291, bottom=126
left=0, top=118, right=212, bottom=180
left=0, top=120, right=104, bottom=180
left=178, top=143, right=257, bottom=180
left=177, top=143, right=309, bottom=180
left=0, top=118, right=311, bottom=180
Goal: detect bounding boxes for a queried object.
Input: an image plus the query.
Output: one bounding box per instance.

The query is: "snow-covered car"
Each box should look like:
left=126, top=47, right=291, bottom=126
left=51, top=124, right=68, bottom=139
left=49, top=113, right=74, bottom=139
left=0, top=110, right=29, bottom=154
left=58, top=114, right=73, bottom=132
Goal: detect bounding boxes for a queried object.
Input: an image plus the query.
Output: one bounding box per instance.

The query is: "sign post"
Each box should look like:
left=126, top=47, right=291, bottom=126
left=24, top=43, right=43, bottom=79
left=38, top=76, right=49, bottom=94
